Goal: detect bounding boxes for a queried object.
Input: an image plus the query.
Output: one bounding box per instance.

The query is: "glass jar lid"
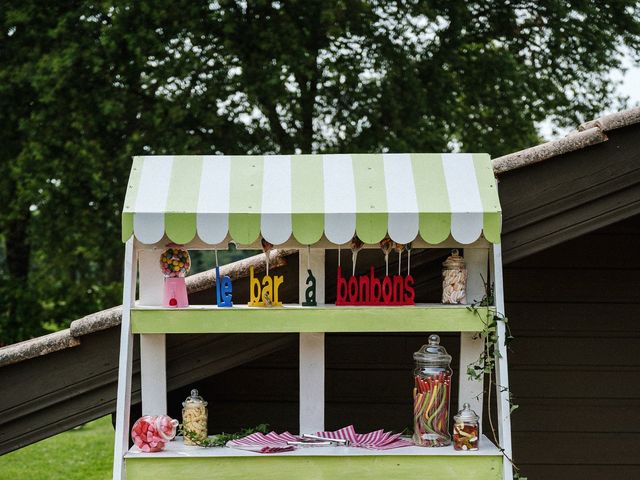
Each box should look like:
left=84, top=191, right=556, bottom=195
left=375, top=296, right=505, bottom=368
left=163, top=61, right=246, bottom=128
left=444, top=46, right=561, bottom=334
left=442, top=249, right=465, bottom=270
left=454, top=403, right=479, bottom=423
left=413, top=334, right=452, bottom=366
left=155, top=415, right=180, bottom=441
left=182, top=388, right=207, bottom=408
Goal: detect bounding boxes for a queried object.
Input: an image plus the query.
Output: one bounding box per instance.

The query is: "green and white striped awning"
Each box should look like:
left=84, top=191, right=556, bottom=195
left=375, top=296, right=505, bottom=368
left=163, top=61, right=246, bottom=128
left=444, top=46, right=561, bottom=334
left=122, top=154, right=501, bottom=246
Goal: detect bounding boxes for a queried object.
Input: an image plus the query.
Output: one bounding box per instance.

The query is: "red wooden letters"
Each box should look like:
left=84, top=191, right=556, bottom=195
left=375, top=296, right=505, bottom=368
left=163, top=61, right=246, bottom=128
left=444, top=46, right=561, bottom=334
left=336, top=266, right=415, bottom=306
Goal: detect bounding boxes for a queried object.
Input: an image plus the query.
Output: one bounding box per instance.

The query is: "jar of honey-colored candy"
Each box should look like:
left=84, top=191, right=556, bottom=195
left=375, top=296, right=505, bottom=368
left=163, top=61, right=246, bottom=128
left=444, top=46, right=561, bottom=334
left=453, top=403, right=480, bottom=451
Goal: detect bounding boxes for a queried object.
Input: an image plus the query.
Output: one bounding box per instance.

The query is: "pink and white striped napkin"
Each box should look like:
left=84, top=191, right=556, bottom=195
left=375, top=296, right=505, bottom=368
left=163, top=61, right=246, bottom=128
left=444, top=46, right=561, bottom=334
left=314, top=425, right=413, bottom=449
left=226, top=431, right=298, bottom=453
left=227, top=426, right=411, bottom=453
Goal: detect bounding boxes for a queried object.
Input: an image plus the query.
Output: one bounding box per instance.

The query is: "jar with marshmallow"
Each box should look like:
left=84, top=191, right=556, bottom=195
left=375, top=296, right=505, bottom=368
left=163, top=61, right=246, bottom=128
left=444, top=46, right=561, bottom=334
left=441, top=249, right=467, bottom=304
left=182, top=389, right=208, bottom=445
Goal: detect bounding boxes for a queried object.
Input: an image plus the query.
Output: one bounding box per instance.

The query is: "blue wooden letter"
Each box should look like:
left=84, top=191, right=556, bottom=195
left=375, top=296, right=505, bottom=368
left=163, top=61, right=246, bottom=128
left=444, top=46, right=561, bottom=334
left=216, top=266, right=233, bottom=307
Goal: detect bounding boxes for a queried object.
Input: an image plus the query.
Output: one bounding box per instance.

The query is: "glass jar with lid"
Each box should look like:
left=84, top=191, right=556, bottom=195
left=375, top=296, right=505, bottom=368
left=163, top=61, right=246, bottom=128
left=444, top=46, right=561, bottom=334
left=182, top=389, right=208, bottom=445
left=442, top=249, right=467, bottom=304
left=131, top=415, right=179, bottom=452
left=453, top=403, right=480, bottom=451
left=412, top=334, right=453, bottom=447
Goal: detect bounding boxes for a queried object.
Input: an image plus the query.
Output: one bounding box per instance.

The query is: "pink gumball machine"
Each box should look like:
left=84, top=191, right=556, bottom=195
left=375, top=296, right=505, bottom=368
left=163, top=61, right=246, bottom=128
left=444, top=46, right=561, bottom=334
left=160, top=246, right=191, bottom=308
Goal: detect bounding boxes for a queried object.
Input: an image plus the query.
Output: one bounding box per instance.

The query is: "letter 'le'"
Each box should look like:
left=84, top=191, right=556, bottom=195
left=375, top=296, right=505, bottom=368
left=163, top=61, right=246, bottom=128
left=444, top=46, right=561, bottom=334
left=248, top=266, right=284, bottom=307
left=215, top=266, right=233, bottom=307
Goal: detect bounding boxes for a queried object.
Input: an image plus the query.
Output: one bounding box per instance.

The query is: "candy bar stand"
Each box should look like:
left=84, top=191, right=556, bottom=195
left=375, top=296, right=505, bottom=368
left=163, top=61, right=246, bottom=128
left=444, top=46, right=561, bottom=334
left=114, top=154, right=513, bottom=480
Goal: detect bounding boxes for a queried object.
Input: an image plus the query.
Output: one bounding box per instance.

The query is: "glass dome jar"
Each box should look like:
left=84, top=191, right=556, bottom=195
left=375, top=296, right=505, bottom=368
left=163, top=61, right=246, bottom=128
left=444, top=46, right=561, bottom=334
left=412, top=334, right=453, bottom=447
left=453, top=403, right=480, bottom=451
left=442, top=249, right=467, bottom=304
left=181, top=389, right=208, bottom=445
left=131, top=415, right=179, bottom=452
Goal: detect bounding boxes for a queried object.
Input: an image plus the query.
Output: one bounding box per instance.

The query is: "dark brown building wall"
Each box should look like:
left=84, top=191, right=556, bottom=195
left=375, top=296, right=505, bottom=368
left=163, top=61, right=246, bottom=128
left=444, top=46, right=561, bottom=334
left=181, top=215, right=640, bottom=480
left=506, top=216, right=640, bottom=479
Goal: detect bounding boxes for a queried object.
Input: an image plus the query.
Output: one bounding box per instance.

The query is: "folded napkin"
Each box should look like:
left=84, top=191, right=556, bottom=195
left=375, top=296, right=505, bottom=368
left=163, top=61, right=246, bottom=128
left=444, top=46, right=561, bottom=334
left=227, top=426, right=411, bottom=453
left=226, top=431, right=298, bottom=453
left=314, top=425, right=413, bottom=449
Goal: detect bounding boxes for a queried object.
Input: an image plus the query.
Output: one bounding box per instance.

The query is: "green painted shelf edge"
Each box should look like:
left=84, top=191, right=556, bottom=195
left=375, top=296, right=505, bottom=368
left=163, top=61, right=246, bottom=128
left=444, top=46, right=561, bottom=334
left=126, top=455, right=503, bottom=480
left=130, top=305, right=493, bottom=333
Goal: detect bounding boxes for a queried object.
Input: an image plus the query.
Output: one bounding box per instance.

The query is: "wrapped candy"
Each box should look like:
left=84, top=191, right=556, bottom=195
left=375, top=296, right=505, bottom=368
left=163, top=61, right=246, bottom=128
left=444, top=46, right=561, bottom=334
left=131, top=415, right=179, bottom=453
left=394, top=242, right=405, bottom=275
left=261, top=238, right=273, bottom=276
left=350, top=235, right=364, bottom=276
left=379, top=237, right=393, bottom=275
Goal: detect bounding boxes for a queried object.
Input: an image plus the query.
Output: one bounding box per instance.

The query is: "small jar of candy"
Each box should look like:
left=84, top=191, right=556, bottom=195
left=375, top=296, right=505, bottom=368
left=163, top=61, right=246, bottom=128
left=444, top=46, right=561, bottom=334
left=182, top=389, right=208, bottom=446
left=160, top=246, right=191, bottom=308
left=131, top=415, right=179, bottom=452
left=412, top=334, right=453, bottom=447
left=442, top=249, right=467, bottom=304
left=453, top=403, right=480, bottom=451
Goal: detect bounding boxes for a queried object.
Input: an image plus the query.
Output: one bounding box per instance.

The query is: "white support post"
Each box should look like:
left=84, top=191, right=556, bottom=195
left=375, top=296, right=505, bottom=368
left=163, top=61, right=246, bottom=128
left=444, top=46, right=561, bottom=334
left=299, top=248, right=325, bottom=434
left=492, top=244, right=514, bottom=480
left=458, top=248, right=488, bottom=435
left=113, top=239, right=137, bottom=480
left=138, top=249, right=167, bottom=416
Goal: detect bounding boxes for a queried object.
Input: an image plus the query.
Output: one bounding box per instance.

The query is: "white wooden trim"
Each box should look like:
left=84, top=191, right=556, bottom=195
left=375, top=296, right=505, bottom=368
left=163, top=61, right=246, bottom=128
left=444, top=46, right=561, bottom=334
left=465, top=248, right=488, bottom=305
left=126, top=434, right=502, bottom=457
left=492, top=244, right=513, bottom=480
left=140, top=335, right=167, bottom=415
left=299, top=249, right=325, bottom=434
left=138, top=250, right=164, bottom=305
left=113, top=239, right=137, bottom=480
left=458, top=248, right=487, bottom=435
left=138, top=250, right=167, bottom=416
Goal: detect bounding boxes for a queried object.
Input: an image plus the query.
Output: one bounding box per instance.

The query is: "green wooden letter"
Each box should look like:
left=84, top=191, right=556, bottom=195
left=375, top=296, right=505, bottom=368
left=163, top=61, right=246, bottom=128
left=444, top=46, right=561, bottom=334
left=302, top=269, right=317, bottom=306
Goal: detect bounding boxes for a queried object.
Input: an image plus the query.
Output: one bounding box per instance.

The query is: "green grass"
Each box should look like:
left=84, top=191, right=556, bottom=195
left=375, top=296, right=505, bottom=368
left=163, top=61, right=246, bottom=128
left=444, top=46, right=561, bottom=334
left=0, top=416, right=114, bottom=480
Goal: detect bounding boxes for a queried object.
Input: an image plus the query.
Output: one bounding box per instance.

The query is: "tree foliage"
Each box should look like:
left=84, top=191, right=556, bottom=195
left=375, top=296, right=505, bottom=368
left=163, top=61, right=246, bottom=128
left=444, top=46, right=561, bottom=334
left=1, top=0, right=639, bottom=343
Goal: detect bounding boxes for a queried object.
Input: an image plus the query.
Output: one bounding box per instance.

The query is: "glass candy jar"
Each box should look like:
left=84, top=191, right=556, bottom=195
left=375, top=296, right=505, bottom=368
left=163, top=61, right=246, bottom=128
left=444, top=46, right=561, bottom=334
left=131, top=415, right=179, bottom=453
left=442, top=249, right=467, bottom=304
left=453, top=403, right=480, bottom=451
left=182, top=389, right=208, bottom=445
left=412, top=334, right=453, bottom=447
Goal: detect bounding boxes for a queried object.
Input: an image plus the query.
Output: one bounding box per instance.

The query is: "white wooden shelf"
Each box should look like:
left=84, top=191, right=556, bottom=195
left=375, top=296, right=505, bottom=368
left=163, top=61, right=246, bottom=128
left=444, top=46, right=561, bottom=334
left=125, top=435, right=501, bottom=458
left=124, top=436, right=503, bottom=480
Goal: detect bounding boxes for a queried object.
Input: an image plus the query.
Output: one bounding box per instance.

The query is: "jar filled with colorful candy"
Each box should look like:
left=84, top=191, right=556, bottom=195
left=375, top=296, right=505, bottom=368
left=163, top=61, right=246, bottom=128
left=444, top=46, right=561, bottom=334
left=453, top=403, right=480, bottom=451
left=160, top=246, right=191, bottom=307
left=131, top=415, right=179, bottom=452
left=412, top=334, right=453, bottom=447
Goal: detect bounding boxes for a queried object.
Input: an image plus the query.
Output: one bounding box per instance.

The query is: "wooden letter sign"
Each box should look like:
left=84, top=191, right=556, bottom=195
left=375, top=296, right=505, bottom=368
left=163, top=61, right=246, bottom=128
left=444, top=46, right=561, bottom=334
left=302, top=269, right=317, bottom=306
left=215, top=266, right=233, bottom=307
left=336, top=266, right=414, bottom=306
left=248, top=266, right=284, bottom=307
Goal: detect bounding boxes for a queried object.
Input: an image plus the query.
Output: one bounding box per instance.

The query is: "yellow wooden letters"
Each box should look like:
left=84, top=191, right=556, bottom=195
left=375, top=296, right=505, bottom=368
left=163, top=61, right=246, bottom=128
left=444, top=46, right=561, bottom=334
left=248, top=266, right=284, bottom=306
